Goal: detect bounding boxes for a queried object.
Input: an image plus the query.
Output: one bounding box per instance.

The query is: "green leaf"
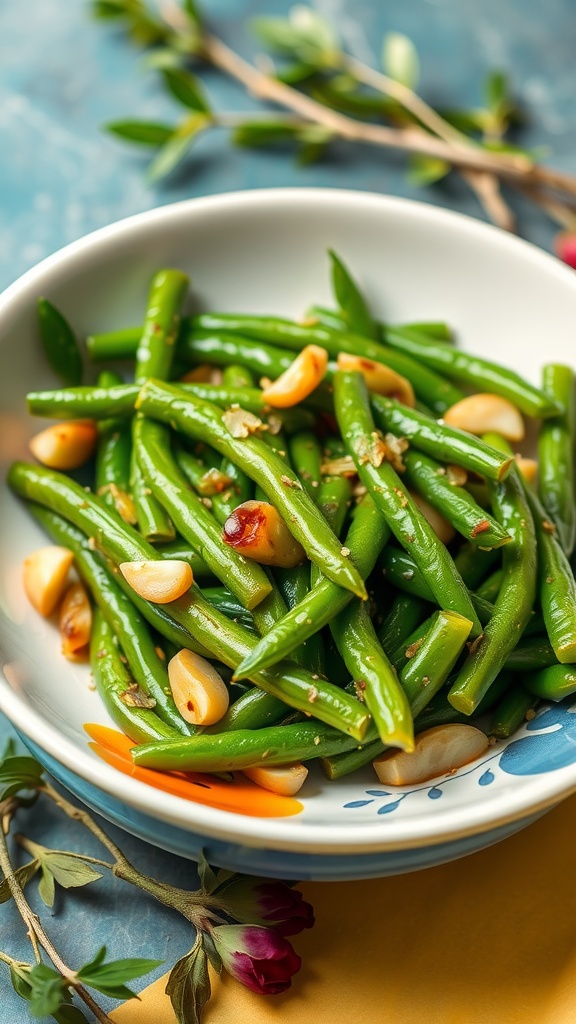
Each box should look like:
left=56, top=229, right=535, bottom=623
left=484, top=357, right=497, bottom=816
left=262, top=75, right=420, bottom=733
left=10, top=963, right=33, bottom=1001
left=197, top=850, right=218, bottom=894
left=382, top=32, right=420, bottom=89
left=147, top=116, right=210, bottom=182
left=296, top=125, right=332, bottom=165
left=92, top=0, right=128, bottom=18
left=329, top=250, right=378, bottom=340
left=438, top=107, right=488, bottom=135
left=251, top=16, right=308, bottom=55
left=46, top=853, right=103, bottom=890
left=166, top=939, right=211, bottom=1024
left=3, top=737, right=17, bottom=758
left=37, top=300, right=83, bottom=387
left=201, top=932, right=222, bottom=975
left=77, top=947, right=163, bottom=1000
left=0, top=754, right=44, bottom=801
left=0, top=860, right=40, bottom=904
left=289, top=6, right=338, bottom=55
left=407, top=154, right=451, bottom=186
left=182, top=0, right=201, bottom=25
left=232, top=120, right=300, bottom=148
left=106, top=120, right=175, bottom=146
left=162, top=68, right=210, bottom=113
left=485, top=70, right=508, bottom=114
left=53, top=1002, right=91, bottom=1024
left=28, top=964, right=67, bottom=1019
left=38, top=866, right=56, bottom=908
left=275, top=62, right=318, bottom=86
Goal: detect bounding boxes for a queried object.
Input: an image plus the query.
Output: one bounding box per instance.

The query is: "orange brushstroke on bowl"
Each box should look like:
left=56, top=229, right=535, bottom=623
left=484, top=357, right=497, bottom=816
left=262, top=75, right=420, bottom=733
left=84, top=724, right=303, bottom=818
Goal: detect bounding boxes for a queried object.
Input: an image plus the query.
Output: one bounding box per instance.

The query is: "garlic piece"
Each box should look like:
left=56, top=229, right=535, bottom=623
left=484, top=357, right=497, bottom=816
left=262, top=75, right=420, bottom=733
left=443, top=394, right=524, bottom=442
left=262, top=345, right=328, bottom=408
left=23, top=545, right=74, bottom=617
left=168, top=649, right=229, bottom=725
left=29, top=421, right=98, bottom=469
left=337, top=352, right=415, bottom=406
left=244, top=762, right=309, bottom=796
left=373, top=724, right=489, bottom=786
left=222, top=500, right=305, bottom=567
left=119, top=559, right=193, bottom=603
left=59, top=581, right=92, bottom=657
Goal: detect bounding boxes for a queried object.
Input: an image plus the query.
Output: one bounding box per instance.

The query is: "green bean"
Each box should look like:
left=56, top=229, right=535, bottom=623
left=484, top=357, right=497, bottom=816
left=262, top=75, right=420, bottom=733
left=399, top=610, right=473, bottom=718
left=86, top=325, right=143, bottom=360
left=329, top=249, right=379, bottom=340
left=307, top=306, right=454, bottom=342
left=234, top=496, right=390, bottom=678
left=289, top=431, right=323, bottom=500
left=201, top=587, right=256, bottom=629
left=377, top=593, right=428, bottom=658
left=29, top=504, right=192, bottom=735
left=192, top=314, right=463, bottom=415
left=524, top=483, right=576, bottom=664
left=221, top=364, right=256, bottom=389
left=131, top=271, right=188, bottom=540
left=370, top=394, right=513, bottom=481
left=402, top=449, right=510, bottom=549
left=130, top=414, right=175, bottom=542
left=137, top=380, right=366, bottom=598
left=212, top=687, right=290, bottom=732
left=330, top=598, right=414, bottom=750
left=523, top=664, right=576, bottom=702
left=475, top=568, right=504, bottom=603
left=135, top=417, right=272, bottom=610
left=378, top=545, right=497, bottom=626
left=335, top=371, right=481, bottom=633
left=155, top=539, right=214, bottom=581
left=27, top=382, right=316, bottom=433
left=94, top=371, right=133, bottom=516
left=448, top=434, right=537, bottom=715
left=453, top=542, right=501, bottom=590
left=538, top=364, right=576, bottom=556
left=134, top=269, right=189, bottom=384
left=489, top=685, right=539, bottom=739
left=382, top=325, right=561, bottom=418
left=504, top=637, right=559, bottom=672
left=90, top=609, right=181, bottom=745
left=132, top=720, right=362, bottom=772
left=37, top=297, right=82, bottom=387
left=9, top=461, right=369, bottom=738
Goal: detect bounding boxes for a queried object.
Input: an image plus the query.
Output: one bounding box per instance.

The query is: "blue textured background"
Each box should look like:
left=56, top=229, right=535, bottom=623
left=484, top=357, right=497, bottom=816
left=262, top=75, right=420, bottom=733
left=1, top=0, right=575, bottom=1019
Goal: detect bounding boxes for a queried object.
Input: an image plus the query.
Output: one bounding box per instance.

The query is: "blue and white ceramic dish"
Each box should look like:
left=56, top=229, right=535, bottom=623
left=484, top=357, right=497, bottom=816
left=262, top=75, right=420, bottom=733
left=2, top=189, right=576, bottom=881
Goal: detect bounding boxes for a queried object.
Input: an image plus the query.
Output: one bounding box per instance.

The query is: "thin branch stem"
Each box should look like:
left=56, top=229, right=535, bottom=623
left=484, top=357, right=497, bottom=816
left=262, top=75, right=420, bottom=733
left=200, top=32, right=576, bottom=206
left=0, top=809, right=114, bottom=1024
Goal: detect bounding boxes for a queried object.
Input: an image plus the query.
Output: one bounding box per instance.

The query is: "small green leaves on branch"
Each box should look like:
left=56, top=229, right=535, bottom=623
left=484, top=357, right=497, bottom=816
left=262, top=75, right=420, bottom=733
left=166, top=938, right=212, bottom=1024
left=382, top=32, right=420, bottom=89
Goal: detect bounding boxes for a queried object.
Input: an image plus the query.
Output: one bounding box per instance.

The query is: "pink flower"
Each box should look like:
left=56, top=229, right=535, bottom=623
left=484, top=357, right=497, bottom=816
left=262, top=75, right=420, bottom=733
left=210, top=924, right=302, bottom=995
left=220, top=876, right=315, bottom=936
left=555, top=231, right=576, bottom=270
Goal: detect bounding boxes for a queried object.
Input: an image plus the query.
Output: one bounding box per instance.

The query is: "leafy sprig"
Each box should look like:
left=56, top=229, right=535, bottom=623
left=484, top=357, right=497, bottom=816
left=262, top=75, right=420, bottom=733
left=0, top=739, right=310, bottom=1023
left=94, top=0, right=576, bottom=234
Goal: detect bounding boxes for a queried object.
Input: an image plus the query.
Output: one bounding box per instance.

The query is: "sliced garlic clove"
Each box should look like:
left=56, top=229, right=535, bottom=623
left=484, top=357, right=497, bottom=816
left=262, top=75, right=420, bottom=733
left=23, top=545, right=74, bottom=617
left=337, top=352, right=415, bottom=406
left=168, top=649, right=229, bottom=725
left=29, top=420, right=98, bottom=469
left=261, top=345, right=328, bottom=408
left=373, top=724, right=489, bottom=786
left=443, top=394, right=525, bottom=442
left=119, top=559, right=193, bottom=603
left=59, top=581, right=92, bottom=658
left=244, top=762, right=309, bottom=796
left=222, top=500, right=305, bottom=567
left=515, top=455, right=538, bottom=485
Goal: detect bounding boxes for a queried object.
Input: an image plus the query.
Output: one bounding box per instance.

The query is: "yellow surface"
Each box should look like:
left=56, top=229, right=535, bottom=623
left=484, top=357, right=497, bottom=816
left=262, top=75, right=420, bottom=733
left=111, top=794, right=576, bottom=1024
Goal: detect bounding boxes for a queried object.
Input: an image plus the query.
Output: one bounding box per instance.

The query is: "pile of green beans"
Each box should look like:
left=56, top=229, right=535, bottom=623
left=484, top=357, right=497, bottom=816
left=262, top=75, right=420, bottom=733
left=11, top=253, right=576, bottom=786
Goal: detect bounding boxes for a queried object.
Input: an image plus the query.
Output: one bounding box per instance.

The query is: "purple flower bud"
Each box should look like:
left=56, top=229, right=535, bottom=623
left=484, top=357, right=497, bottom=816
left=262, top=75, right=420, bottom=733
left=211, top=924, right=302, bottom=995
left=219, top=876, right=315, bottom=936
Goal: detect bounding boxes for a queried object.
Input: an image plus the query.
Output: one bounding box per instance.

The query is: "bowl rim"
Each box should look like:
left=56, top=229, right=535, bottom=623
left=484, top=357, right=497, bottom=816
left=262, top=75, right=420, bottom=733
left=2, top=185, right=576, bottom=856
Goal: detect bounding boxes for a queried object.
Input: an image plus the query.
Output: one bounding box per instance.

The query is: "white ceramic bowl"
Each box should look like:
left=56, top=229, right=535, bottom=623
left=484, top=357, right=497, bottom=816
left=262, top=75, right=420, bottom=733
left=2, top=189, right=576, bottom=881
